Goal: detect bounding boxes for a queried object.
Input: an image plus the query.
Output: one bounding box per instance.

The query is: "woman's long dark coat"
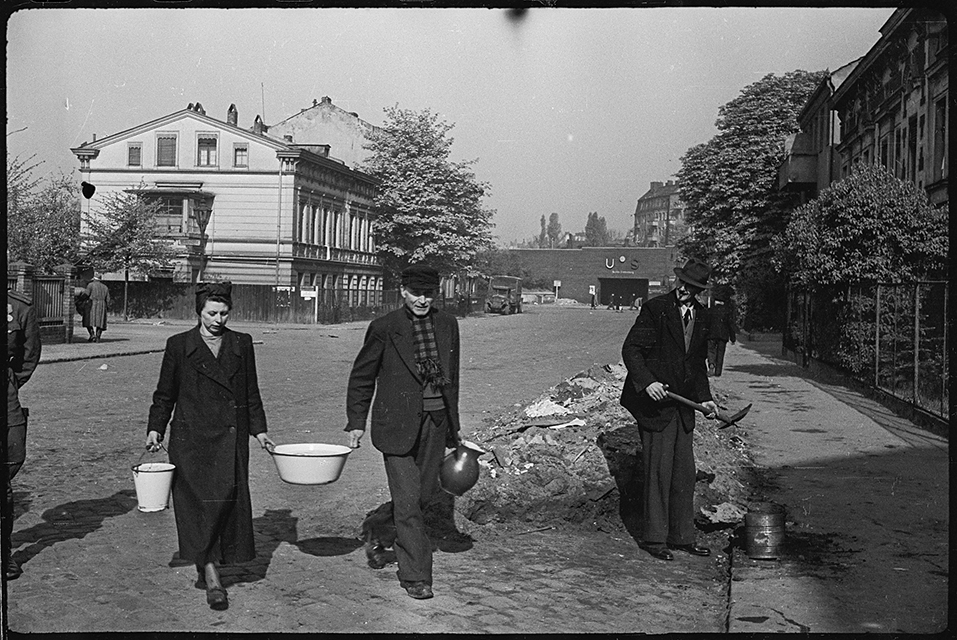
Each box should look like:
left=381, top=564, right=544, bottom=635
left=147, top=326, right=268, bottom=565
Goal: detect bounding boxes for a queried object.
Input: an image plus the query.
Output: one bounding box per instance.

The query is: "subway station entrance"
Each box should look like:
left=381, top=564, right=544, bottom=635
left=598, top=277, right=647, bottom=307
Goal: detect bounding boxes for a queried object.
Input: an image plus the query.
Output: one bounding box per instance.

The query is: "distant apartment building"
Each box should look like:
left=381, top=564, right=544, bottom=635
left=71, top=98, right=385, bottom=304
left=781, top=8, right=949, bottom=210
left=633, top=180, right=686, bottom=247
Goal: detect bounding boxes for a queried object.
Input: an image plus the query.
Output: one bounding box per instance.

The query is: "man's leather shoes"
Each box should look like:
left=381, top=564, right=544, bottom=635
left=668, top=543, right=711, bottom=557
left=401, top=580, right=434, bottom=600
left=640, top=544, right=674, bottom=561
left=5, top=557, right=23, bottom=580
left=364, top=537, right=390, bottom=570
left=206, top=586, right=228, bottom=610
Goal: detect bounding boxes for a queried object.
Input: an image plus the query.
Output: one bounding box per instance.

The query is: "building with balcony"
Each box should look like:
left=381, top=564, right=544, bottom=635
left=831, top=8, right=949, bottom=208
left=71, top=99, right=385, bottom=304
left=777, top=59, right=861, bottom=202
left=633, top=180, right=686, bottom=247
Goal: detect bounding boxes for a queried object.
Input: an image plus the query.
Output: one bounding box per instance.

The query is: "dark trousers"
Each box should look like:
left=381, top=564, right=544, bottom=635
left=366, top=411, right=448, bottom=585
left=3, top=417, right=27, bottom=567
left=708, top=340, right=728, bottom=376
left=639, top=411, right=695, bottom=546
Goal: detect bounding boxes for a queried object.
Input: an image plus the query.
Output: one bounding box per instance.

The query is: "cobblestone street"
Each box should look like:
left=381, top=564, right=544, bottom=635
left=4, top=304, right=947, bottom=634
left=7, top=306, right=730, bottom=633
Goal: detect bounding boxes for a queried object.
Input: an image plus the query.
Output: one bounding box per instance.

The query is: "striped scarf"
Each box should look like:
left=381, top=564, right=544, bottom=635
left=411, top=311, right=450, bottom=388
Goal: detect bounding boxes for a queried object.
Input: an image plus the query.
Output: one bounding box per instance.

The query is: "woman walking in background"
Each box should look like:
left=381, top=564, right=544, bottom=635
left=146, top=282, right=274, bottom=611
left=83, top=274, right=110, bottom=342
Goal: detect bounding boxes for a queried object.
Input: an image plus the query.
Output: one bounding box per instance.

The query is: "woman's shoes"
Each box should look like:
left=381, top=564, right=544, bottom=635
left=206, top=586, right=228, bottom=610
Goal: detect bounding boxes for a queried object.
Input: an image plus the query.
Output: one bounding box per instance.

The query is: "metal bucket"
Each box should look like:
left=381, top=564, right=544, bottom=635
left=132, top=462, right=175, bottom=512
left=744, top=502, right=785, bottom=559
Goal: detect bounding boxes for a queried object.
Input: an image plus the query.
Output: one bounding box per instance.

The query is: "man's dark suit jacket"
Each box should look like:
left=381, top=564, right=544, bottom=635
left=346, top=306, right=461, bottom=455
left=619, top=290, right=712, bottom=433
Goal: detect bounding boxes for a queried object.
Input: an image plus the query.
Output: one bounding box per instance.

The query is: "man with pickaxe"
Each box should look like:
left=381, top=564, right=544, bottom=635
left=619, top=257, right=721, bottom=562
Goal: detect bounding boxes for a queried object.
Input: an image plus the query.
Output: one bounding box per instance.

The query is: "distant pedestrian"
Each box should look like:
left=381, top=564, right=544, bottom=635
left=590, top=292, right=597, bottom=309
left=619, top=257, right=717, bottom=562
left=5, top=288, right=41, bottom=580
left=74, top=287, right=91, bottom=339
left=707, top=291, right=737, bottom=377
left=630, top=295, right=642, bottom=312
left=346, top=264, right=463, bottom=600
left=84, top=274, right=110, bottom=342
left=146, top=282, right=275, bottom=611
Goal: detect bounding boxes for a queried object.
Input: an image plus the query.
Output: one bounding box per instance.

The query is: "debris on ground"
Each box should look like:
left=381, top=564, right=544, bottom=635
left=456, top=363, right=754, bottom=534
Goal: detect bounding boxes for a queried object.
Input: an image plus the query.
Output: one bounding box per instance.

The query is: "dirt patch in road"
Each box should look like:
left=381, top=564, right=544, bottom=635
left=454, top=363, right=756, bottom=542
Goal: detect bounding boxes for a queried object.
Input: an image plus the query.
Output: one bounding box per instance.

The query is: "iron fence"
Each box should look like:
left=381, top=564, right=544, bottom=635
left=104, top=281, right=405, bottom=325
left=784, top=281, right=948, bottom=420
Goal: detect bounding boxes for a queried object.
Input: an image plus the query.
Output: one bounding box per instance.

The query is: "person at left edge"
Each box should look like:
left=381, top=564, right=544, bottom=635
left=5, top=288, right=41, bottom=580
left=146, top=282, right=275, bottom=611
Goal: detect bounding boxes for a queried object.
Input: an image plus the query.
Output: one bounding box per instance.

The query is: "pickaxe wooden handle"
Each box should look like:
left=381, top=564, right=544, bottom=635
left=665, top=390, right=751, bottom=429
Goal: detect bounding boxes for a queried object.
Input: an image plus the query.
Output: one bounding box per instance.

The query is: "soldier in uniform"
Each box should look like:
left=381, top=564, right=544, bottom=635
left=5, top=288, right=42, bottom=580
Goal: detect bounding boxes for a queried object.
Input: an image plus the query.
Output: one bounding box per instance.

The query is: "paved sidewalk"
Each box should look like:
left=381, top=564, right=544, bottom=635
left=714, top=339, right=949, bottom=634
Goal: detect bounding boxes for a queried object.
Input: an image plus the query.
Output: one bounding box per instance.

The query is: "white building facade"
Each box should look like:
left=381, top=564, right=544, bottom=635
left=71, top=101, right=384, bottom=305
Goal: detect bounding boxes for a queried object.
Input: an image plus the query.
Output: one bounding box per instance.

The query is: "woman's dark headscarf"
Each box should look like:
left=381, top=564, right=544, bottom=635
left=195, top=281, right=233, bottom=314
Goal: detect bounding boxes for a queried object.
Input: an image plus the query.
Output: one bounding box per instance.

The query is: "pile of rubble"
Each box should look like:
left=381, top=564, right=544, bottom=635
left=455, top=363, right=753, bottom=533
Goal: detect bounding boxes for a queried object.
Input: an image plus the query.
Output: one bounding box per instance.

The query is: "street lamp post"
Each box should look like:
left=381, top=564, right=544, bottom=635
left=193, top=197, right=212, bottom=282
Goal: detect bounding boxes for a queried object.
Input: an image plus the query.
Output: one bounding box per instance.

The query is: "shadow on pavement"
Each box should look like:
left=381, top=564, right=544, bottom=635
left=295, top=536, right=363, bottom=557
left=214, top=508, right=299, bottom=588
left=11, top=490, right=137, bottom=568
left=729, top=445, right=948, bottom=633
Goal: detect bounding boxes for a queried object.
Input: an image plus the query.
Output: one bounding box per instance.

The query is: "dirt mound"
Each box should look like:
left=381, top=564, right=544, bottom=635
left=455, top=363, right=753, bottom=534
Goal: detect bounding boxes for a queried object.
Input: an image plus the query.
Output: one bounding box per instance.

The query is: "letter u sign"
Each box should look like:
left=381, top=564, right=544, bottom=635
left=605, top=258, right=615, bottom=269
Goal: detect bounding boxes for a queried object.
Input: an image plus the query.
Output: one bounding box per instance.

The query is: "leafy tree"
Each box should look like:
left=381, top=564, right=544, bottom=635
left=775, top=164, right=948, bottom=286
left=584, top=211, right=610, bottom=246
left=472, top=246, right=521, bottom=278
left=538, top=215, right=547, bottom=248
left=776, top=164, right=947, bottom=376
left=83, top=185, right=176, bottom=320
left=360, top=105, right=494, bottom=283
left=546, top=212, right=562, bottom=248
left=7, top=156, right=83, bottom=273
left=676, top=70, right=827, bottom=329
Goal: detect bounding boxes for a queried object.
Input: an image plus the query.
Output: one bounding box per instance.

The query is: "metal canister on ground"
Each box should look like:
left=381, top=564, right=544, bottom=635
left=744, top=502, right=786, bottom=559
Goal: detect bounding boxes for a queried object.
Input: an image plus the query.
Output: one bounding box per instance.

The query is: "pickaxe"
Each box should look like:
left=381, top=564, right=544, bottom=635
left=665, top=390, right=751, bottom=429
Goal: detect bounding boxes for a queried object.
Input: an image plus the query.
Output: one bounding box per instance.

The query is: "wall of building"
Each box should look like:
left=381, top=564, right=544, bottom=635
left=268, top=96, right=380, bottom=169
left=512, top=247, right=679, bottom=304
left=73, top=106, right=383, bottom=289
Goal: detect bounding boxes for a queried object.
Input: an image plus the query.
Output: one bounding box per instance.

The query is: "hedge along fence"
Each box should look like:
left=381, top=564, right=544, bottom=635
left=784, top=281, right=948, bottom=421
left=101, top=280, right=403, bottom=325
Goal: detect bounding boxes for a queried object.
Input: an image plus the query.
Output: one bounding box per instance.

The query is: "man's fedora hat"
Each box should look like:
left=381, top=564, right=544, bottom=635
left=674, top=258, right=711, bottom=289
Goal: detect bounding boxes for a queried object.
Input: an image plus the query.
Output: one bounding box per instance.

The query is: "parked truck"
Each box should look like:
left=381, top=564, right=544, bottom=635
left=485, top=276, right=523, bottom=315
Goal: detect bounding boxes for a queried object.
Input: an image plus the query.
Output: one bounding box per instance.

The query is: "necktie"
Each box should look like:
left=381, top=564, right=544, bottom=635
left=683, top=308, right=692, bottom=329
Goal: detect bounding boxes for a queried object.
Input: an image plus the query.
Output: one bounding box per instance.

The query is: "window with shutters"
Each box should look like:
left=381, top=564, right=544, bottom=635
left=233, top=143, right=248, bottom=167
left=127, top=143, right=142, bottom=167
left=156, top=134, right=177, bottom=167
left=197, top=135, right=218, bottom=167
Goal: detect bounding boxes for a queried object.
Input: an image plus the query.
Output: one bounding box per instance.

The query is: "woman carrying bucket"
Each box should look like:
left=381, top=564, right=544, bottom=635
left=146, top=282, right=274, bottom=611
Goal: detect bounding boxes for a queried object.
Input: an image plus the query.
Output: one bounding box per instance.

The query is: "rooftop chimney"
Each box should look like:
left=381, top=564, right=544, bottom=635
left=194, top=102, right=205, bottom=115
left=283, top=134, right=293, bottom=143
left=321, top=96, right=331, bottom=104
left=227, top=104, right=238, bottom=126
left=253, top=115, right=265, bottom=135
left=651, top=181, right=663, bottom=190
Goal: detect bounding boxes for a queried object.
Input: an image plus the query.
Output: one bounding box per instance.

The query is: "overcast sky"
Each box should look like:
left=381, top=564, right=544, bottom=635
left=7, top=7, right=894, bottom=244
